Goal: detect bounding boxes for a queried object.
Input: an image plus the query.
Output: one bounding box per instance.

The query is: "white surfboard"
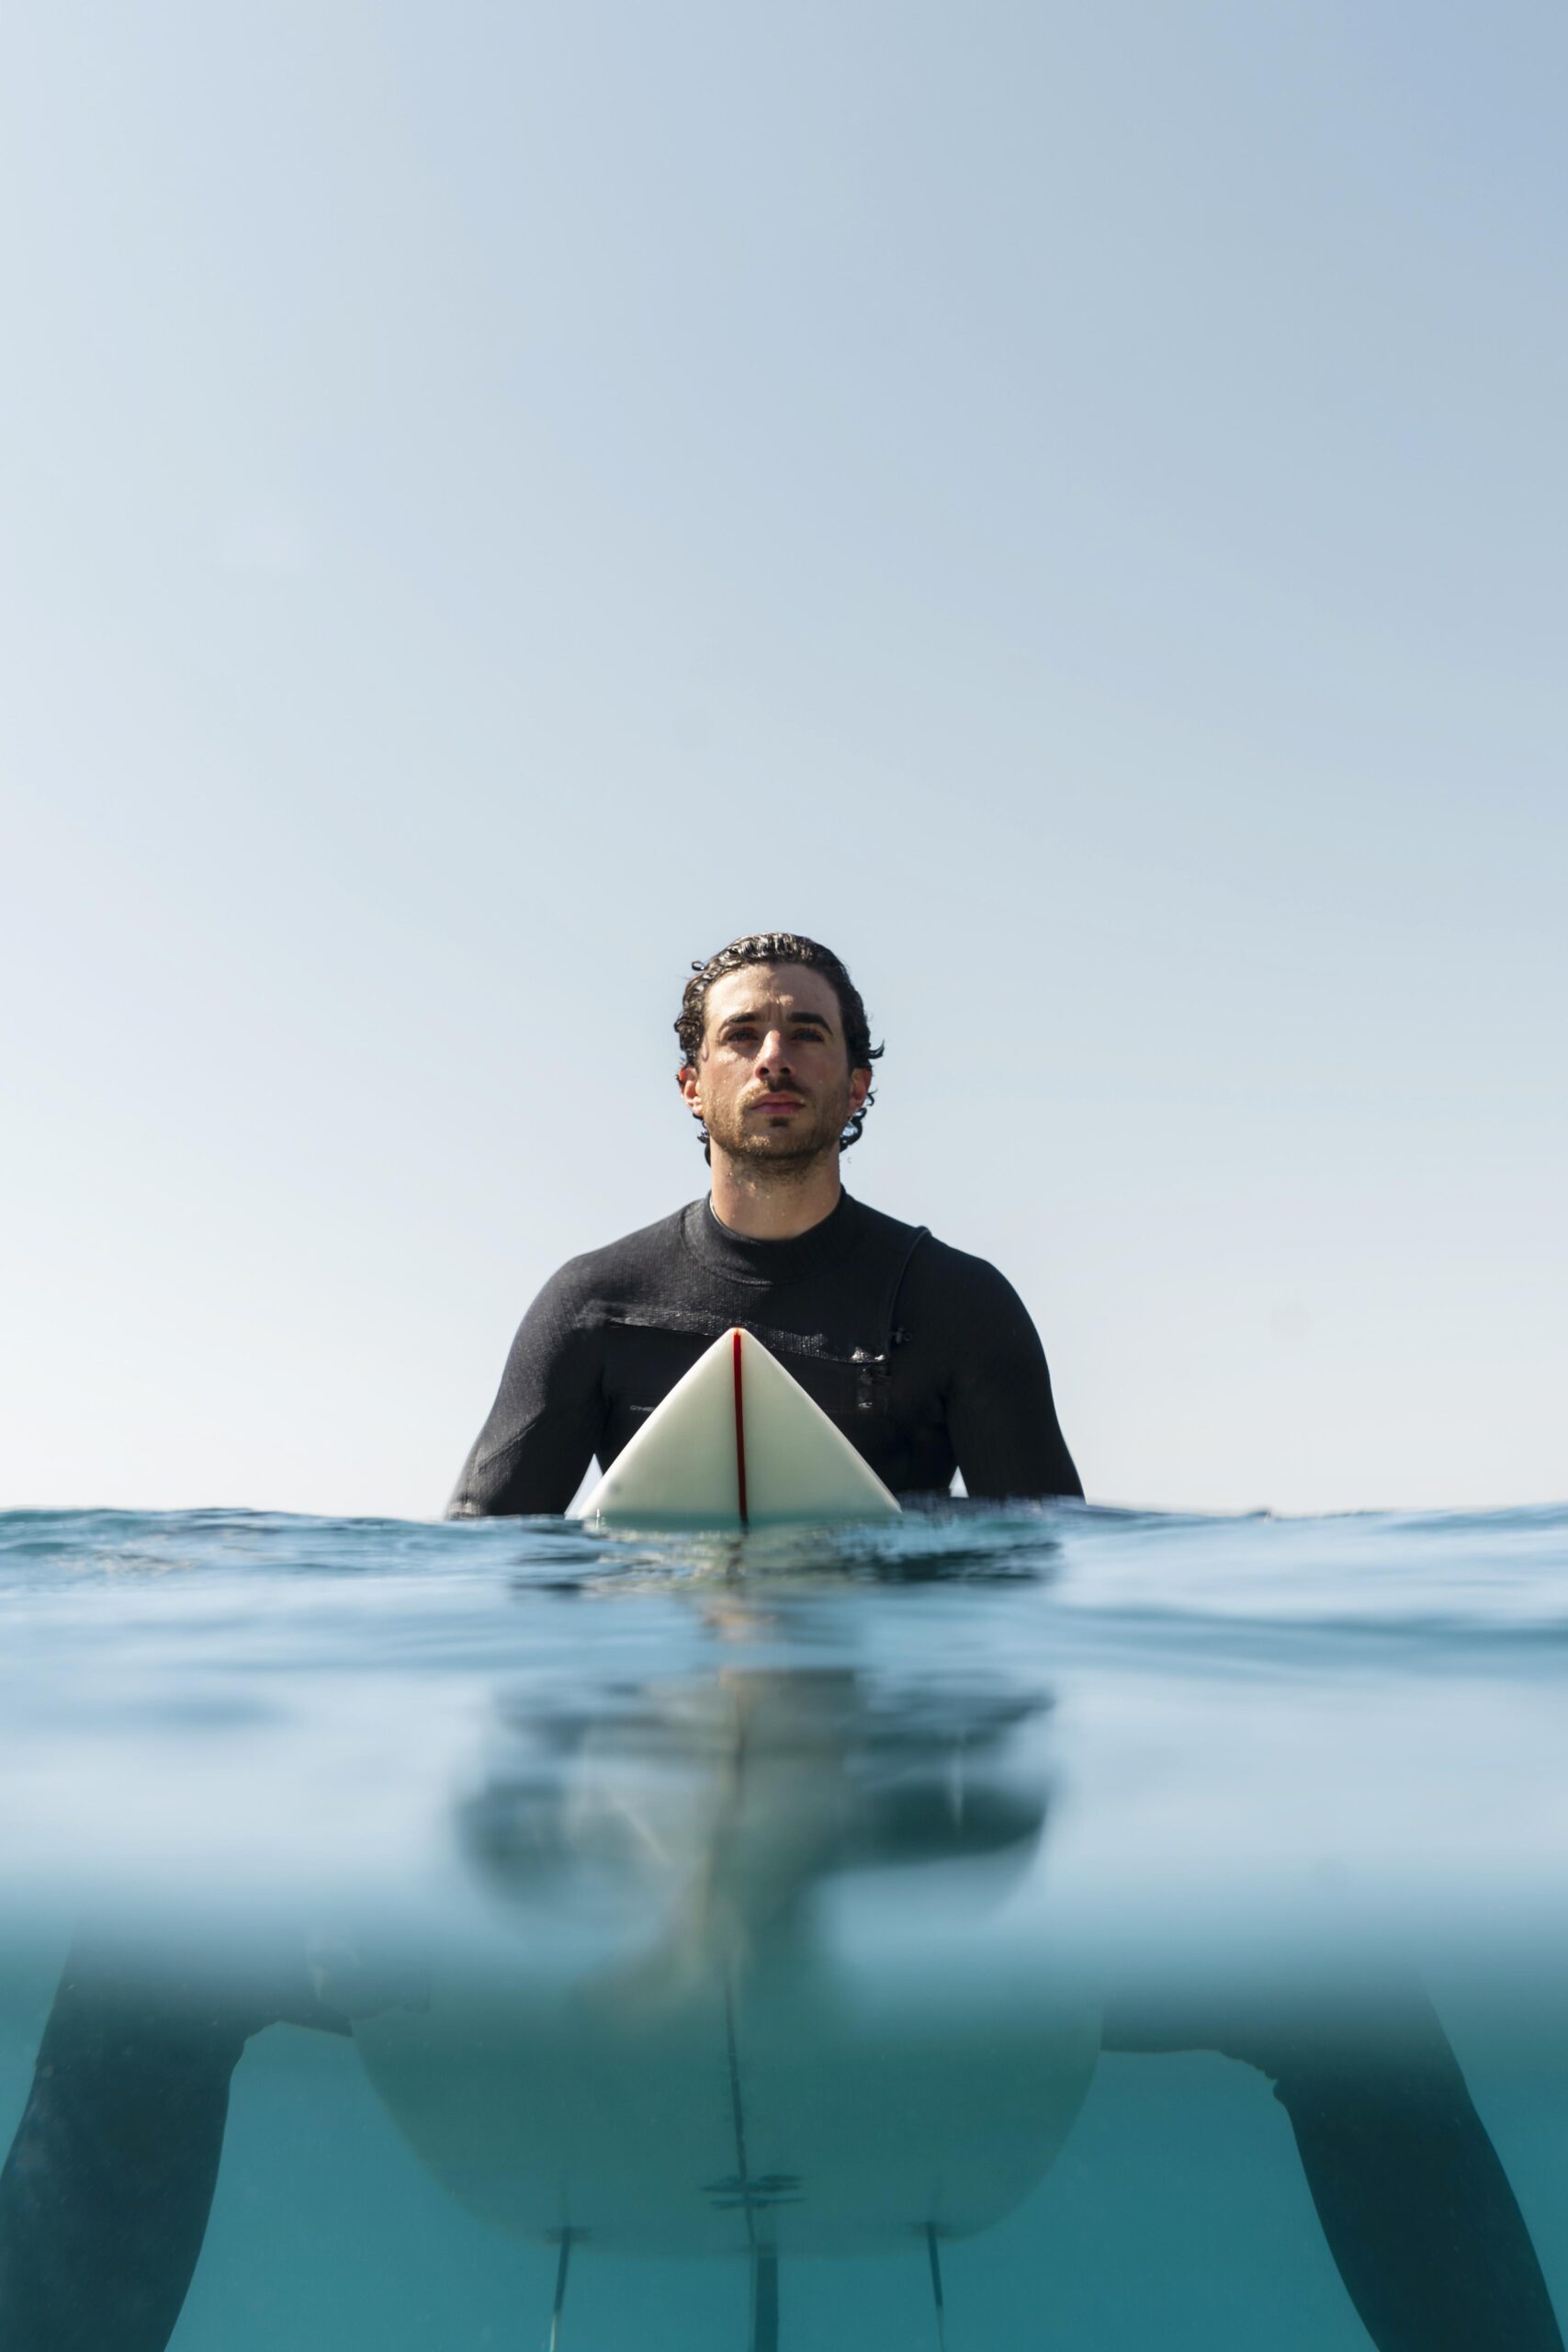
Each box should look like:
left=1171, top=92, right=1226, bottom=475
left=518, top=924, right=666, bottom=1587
left=575, top=1327, right=901, bottom=1530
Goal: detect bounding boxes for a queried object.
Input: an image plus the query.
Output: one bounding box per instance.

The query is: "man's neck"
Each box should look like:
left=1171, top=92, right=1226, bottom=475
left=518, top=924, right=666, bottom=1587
left=707, top=1150, right=843, bottom=1241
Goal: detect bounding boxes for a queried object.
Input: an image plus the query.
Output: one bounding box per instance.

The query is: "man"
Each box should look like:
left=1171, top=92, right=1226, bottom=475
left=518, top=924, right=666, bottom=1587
left=437, top=933, right=1565, bottom=2352
left=448, top=932, right=1082, bottom=1517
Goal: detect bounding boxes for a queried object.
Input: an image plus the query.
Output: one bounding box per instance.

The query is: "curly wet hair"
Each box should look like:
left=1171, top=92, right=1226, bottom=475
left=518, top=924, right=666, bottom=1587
left=675, top=933, right=884, bottom=1157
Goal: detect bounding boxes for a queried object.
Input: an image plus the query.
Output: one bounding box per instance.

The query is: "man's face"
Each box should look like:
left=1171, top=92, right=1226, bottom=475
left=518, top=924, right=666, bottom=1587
left=680, top=964, right=871, bottom=1168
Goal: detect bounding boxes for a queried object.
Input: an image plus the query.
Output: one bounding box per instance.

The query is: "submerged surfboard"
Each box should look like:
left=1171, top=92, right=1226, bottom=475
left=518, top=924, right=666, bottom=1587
left=575, top=1327, right=901, bottom=1530
left=355, top=1949, right=1099, bottom=2258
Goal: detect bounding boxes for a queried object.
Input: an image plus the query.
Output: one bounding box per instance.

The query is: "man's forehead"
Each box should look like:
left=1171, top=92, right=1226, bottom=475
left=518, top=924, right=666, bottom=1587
left=705, top=965, right=840, bottom=1026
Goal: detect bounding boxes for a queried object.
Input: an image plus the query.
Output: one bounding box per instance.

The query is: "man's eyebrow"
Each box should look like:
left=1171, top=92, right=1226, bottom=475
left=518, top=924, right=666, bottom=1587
left=716, top=1006, right=835, bottom=1030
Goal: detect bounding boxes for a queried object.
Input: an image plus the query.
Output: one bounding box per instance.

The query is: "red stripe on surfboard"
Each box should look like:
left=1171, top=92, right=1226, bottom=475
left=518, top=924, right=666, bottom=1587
left=732, top=1329, right=750, bottom=1527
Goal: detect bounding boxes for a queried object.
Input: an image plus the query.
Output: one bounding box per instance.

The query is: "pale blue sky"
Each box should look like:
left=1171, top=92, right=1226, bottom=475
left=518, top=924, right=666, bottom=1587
left=3, top=2, right=1564, bottom=1517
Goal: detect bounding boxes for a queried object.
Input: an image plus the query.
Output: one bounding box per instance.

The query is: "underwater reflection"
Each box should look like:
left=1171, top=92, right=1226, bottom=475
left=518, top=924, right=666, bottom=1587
left=459, top=1660, right=1054, bottom=1952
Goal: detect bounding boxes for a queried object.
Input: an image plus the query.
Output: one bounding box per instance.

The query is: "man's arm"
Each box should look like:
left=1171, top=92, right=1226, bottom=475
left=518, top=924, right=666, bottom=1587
left=942, top=1256, right=1083, bottom=1501
left=446, top=1267, right=605, bottom=1517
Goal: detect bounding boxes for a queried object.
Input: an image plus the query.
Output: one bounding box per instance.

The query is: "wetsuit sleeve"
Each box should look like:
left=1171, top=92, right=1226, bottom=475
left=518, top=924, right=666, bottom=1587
left=942, top=1257, right=1083, bottom=1501
left=446, top=1264, right=606, bottom=1517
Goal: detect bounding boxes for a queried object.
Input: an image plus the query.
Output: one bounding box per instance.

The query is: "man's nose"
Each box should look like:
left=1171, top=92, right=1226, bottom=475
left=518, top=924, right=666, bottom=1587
left=755, top=1030, right=791, bottom=1075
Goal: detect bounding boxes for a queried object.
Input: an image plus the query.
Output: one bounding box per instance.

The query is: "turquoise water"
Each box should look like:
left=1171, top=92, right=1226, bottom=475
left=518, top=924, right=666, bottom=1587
left=4, top=1500, right=1567, bottom=2348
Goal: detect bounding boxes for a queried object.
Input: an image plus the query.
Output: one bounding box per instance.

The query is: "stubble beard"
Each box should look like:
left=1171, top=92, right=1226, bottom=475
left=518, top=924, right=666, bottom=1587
left=705, top=1087, right=851, bottom=1186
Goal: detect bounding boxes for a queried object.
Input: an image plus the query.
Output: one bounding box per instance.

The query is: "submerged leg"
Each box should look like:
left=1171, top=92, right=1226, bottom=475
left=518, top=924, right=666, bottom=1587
left=548, top=2228, right=573, bottom=2351
left=926, top=2222, right=950, bottom=2350
left=750, top=2248, right=779, bottom=2352
left=1269, top=2023, right=1562, bottom=2352
left=0, top=1952, right=250, bottom=2352
left=1103, top=1980, right=1563, bottom=2352
left=0, top=1939, right=350, bottom=2352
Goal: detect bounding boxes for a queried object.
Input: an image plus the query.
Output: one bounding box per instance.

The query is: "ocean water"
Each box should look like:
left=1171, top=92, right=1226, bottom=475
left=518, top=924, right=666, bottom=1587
left=3, top=1499, right=1567, bottom=2349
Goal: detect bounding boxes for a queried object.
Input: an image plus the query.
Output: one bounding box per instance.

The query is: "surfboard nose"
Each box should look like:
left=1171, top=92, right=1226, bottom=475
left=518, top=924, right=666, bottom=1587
left=576, top=1328, right=900, bottom=1531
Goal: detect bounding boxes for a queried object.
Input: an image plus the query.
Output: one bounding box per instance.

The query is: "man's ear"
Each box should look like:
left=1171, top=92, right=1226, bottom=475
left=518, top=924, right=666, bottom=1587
left=848, top=1066, right=872, bottom=1114
left=677, top=1064, right=703, bottom=1114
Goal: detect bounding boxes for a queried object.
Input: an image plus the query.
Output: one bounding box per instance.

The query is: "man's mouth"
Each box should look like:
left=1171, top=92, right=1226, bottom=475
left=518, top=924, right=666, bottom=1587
left=749, top=1092, right=806, bottom=1113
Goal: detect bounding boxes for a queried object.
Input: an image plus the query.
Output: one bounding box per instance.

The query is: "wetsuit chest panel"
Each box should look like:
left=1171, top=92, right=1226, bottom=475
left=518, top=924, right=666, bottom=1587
left=595, top=1317, right=896, bottom=1474
left=447, top=1193, right=1080, bottom=1515
left=596, top=1324, right=709, bottom=1468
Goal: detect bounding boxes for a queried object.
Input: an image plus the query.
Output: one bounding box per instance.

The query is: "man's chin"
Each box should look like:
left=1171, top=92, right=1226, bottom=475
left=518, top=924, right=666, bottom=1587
left=719, top=1125, right=839, bottom=1169
left=736, top=1136, right=825, bottom=1163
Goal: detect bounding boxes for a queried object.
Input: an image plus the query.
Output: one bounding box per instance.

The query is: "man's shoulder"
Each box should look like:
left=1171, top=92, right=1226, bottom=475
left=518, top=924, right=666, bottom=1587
left=844, top=1195, right=926, bottom=1251
left=843, top=1196, right=1030, bottom=1317
left=886, top=1216, right=1028, bottom=1311
left=540, top=1203, right=700, bottom=1302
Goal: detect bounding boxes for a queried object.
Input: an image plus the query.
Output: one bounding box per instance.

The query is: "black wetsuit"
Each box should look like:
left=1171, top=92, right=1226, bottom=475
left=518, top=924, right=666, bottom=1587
left=447, top=1193, right=1083, bottom=1515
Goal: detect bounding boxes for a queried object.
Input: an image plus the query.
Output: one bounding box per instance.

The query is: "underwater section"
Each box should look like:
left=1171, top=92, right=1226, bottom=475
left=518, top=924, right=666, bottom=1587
left=2, top=1500, right=1567, bottom=2347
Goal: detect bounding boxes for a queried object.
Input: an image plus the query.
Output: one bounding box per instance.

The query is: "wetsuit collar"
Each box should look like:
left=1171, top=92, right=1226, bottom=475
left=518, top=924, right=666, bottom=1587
left=683, top=1191, right=865, bottom=1287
